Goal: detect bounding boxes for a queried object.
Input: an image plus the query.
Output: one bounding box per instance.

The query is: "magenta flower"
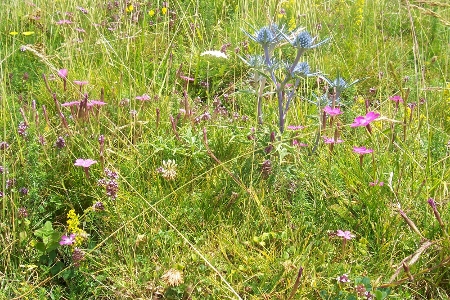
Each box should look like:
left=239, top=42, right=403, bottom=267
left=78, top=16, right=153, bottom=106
left=292, top=140, right=308, bottom=147
left=135, top=94, right=151, bottom=101
left=61, top=101, right=80, bottom=107
left=337, top=274, right=350, bottom=283
left=369, top=180, right=384, bottom=187
left=353, top=146, right=373, bottom=155
left=87, top=100, right=107, bottom=107
left=74, top=158, right=97, bottom=178
left=390, top=95, right=403, bottom=103
left=74, top=80, right=88, bottom=86
left=58, top=69, right=68, bottom=79
left=60, top=234, right=76, bottom=246
left=323, top=136, right=343, bottom=144
left=180, top=75, right=195, bottom=82
left=350, top=112, right=380, bottom=127
left=323, top=106, right=342, bottom=116
left=287, top=125, right=305, bottom=131
left=336, top=230, right=355, bottom=240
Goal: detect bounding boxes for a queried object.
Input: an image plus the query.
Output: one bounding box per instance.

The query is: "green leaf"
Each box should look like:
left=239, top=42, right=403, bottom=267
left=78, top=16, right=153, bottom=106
left=50, top=262, right=64, bottom=275
left=34, top=242, right=46, bottom=253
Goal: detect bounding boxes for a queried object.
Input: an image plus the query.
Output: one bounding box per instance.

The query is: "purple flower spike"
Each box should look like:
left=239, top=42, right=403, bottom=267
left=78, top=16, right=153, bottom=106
left=350, top=112, right=380, bottom=127
left=60, top=233, right=76, bottom=246
left=427, top=198, right=436, bottom=209
left=336, top=230, right=355, bottom=240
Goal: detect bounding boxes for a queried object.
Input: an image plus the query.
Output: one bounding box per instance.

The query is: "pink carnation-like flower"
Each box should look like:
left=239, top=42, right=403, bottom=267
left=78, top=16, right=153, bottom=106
left=56, top=19, right=74, bottom=25
left=287, top=125, right=305, bottom=131
left=58, top=69, right=68, bottom=79
left=73, top=80, right=88, bottom=86
left=390, top=95, right=403, bottom=103
left=353, top=146, right=373, bottom=155
left=350, top=112, right=380, bottom=127
left=323, top=106, right=342, bottom=116
left=336, top=230, right=355, bottom=240
left=323, top=136, right=343, bottom=144
left=60, top=234, right=76, bottom=246
left=74, top=158, right=97, bottom=168
left=135, top=94, right=151, bottom=101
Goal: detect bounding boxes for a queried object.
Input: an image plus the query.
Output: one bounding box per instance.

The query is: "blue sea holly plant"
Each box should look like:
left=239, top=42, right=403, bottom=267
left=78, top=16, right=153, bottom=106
left=241, top=23, right=329, bottom=133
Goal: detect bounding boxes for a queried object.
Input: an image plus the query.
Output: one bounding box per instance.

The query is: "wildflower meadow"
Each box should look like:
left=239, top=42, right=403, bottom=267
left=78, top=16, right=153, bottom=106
left=1, top=0, right=449, bottom=299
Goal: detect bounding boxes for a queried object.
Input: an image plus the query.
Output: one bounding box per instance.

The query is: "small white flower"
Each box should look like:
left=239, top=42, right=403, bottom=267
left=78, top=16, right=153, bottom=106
left=200, top=50, right=228, bottom=59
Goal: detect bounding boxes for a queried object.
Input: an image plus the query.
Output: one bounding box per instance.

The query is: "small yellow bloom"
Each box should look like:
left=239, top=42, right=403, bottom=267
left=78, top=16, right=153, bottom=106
left=356, top=95, right=365, bottom=104
left=126, top=4, right=133, bottom=13
left=22, top=31, right=35, bottom=36
left=161, top=7, right=167, bottom=15
left=10, top=31, right=19, bottom=36
left=288, top=17, right=296, bottom=32
left=148, top=9, right=155, bottom=17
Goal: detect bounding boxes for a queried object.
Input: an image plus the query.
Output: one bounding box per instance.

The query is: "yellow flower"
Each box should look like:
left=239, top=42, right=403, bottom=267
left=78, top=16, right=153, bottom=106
left=288, top=17, right=296, bottom=32
left=148, top=9, right=155, bottom=17
left=356, top=95, right=365, bottom=104
left=161, top=7, right=167, bottom=15
left=10, top=31, right=19, bottom=36
left=126, top=4, right=133, bottom=13
left=22, top=31, right=35, bottom=36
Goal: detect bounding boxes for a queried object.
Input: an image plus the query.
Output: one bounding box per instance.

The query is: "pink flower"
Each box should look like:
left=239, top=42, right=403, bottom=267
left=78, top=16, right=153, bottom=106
left=61, top=101, right=80, bottom=107
left=323, top=136, right=343, bottom=144
left=180, top=75, right=195, bottom=82
left=323, top=106, right=342, bottom=116
left=336, top=230, right=355, bottom=240
left=56, top=19, right=74, bottom=25
left=73, top=80, right=88, bottom=86
left=74, top=158, right=97, bottom=168
left=287, top=125, right=304, bottom=130
left=74, top=158, right=97, bottom=178
left=60, top=234, right=76, bottom=246
left=87, top=100, right=107, bottom=107
left=58, top=69, right=68, bottom=79
left=135, top=94, right=151, bottom=101
left=337, top=274, right=351, bottom=283
left=390, top=95, right=403, bottom=103
left=369, top=180, right=384, bottom=186
left=353, top=146, right=373, bottom=155
left=292, top=140, right=308, bottom=147
left=350, top=112, right=380, bottom=127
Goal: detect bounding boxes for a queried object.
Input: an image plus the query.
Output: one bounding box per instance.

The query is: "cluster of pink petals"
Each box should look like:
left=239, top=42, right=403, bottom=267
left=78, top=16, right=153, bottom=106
left=135, top=94, right=151, bottom=101
left=60, top=233, right=76, bottom=246
left=350, top=112, right=380, bottom=127
left=390, top=95, right=403, bottom=103
left=323, top=136, right=343, bottom=144
left=74, top=158, right=97, bottom=168
left=323, top=106, right=342, bottom=116
left=287, top=125, right=305, bottom=131
left=353, top=146, right=373, bottom=155
left=336, top=230, right=355, bottom=240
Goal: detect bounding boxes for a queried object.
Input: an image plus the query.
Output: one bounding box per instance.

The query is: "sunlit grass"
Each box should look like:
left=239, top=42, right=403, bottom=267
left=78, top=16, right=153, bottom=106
left=1, top=0, right=449, bottom=299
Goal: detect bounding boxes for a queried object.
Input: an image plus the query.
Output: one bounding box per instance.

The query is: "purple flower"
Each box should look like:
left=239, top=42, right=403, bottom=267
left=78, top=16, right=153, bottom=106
left=323, top=136, right=343, bottom=144
left=60, top=234, right=76, bottom=246
left=337, top=274, right=350, bottom=283
left=18, top=207, right=28, bottom=218
left=72, top=247, right=85, bottom=267
left=292, top=140, right=308, bottom=147
left=427, top=198, right=436, bottom=209
left=323, top=106, right=342, bottom=116
left=87, top=100, right=107, bottom=107
left=0, top=141, right=9, bottom=150
left=55, top=136, right=66, bottom=149
left=350, top=112, right=380, bottom=127
left=336, top=230, right=355, bottom=240
left=77, top=6, right=88, bottom=14
left=353, top=146, right=373, bottom=155
left=369, top=180, right=384, bottom=186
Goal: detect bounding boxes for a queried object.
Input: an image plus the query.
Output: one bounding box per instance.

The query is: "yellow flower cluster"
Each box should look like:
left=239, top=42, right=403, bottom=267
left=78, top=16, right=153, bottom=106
left=355, top=0, right=365, bottom=27
left=67, top=209, right=86, bottom=246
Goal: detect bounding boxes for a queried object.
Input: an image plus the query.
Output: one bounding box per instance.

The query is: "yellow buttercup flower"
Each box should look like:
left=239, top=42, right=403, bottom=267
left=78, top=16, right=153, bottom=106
left=10, top=31, right=19, bottom=36
left=161, top=7, right=167, bottom=15
left=148, top=9, right=155, bottom=17
left=126, top=4, right=133, bottom=13
left=22, top=31, right=35, bottom=36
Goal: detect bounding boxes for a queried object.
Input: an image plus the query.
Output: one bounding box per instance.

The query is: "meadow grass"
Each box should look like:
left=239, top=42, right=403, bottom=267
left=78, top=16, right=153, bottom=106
left=0, top=0, right=449, bottom=299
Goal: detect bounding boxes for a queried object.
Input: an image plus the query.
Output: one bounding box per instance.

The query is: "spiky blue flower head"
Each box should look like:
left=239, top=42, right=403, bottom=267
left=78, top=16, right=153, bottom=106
left=293, top=31, right=313, bottom=49
left=332, top=77, right=347, bottom=89
left=255, top=26, right=277, bottom=46
left=292, top=62, right=310, bottom=77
